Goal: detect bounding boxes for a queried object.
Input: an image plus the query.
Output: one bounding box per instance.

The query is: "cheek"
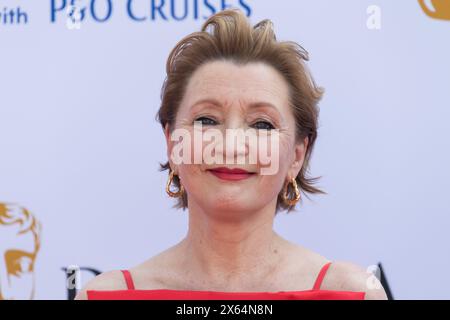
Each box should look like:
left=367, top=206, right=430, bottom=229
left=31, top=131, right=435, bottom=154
left=279, top=135, right=295, bottom=166
left=172, top=126, right=212, bottom=165
left=257, top=137, right=292, bottom=202
left=178, top=164, right=202, bottom=192
left=259, top=172, right=285, bottom=195
left=257, top=132, right=293, bottom=174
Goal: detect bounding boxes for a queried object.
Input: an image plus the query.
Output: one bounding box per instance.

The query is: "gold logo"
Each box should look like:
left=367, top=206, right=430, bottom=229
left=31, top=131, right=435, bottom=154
left=419, top=0, right=450, bottom=20
left=0, top=203, right=42, bottom=300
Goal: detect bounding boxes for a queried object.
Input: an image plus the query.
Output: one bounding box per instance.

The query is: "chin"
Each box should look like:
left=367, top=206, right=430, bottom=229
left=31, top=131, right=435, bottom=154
left=205, top=195, right=261, bottom=215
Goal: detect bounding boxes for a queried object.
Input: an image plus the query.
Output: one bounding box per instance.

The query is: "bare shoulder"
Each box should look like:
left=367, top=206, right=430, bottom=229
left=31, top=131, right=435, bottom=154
left=128, top=247, right=181, bottom=289
left=74, top=270, right=127, bottom=300
left=321, top=260, right=388, bottom=300
left=75, top=246, right=181, bottom=299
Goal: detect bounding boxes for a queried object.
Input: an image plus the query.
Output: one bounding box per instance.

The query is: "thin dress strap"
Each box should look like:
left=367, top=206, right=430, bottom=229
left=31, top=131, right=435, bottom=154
left=121, top=270, right=135, bottom=290
left=312, top=261, right=332, bottom=290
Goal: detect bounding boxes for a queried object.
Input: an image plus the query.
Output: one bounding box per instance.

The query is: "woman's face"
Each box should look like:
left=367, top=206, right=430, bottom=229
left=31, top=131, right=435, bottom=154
left=165, top=60, right=308, bottom=218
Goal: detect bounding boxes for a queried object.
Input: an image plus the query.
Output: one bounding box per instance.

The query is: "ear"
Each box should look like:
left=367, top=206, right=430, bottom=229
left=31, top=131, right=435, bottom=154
left=164, top=123, right=174, bottom=172
left=287, top=136, right=309, bottom=180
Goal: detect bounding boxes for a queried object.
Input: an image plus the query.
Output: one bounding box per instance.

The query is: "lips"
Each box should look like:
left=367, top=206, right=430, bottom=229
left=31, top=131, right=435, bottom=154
left=207, top=167, right=256, bottom=181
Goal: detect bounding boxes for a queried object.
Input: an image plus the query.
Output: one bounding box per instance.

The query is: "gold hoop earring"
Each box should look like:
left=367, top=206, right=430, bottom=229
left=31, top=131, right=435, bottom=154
left=166, top=170, right=185, bottom=198
left=282, top=177, right=300, bottom=206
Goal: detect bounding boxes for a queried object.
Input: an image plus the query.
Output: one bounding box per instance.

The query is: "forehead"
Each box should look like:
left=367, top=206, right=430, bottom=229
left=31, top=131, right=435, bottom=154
left=181, top=60, right=291, bottom=110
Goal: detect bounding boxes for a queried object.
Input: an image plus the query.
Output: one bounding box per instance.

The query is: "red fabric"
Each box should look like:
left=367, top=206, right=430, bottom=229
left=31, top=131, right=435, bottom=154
left=86, top=262, right=366, bottom=300
left=312, top=260, right=331, bottom=290
left=122, top=269, right=135, bottom=290
left=87, top=288, right=365, bottom=300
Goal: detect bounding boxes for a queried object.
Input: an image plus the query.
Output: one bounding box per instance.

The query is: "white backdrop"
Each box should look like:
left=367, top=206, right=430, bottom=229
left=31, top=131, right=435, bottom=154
left=1, top=0, right=449, bottom=299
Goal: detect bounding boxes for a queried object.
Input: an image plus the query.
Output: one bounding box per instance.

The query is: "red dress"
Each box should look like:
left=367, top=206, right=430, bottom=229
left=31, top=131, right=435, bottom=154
left=87, top=261, right=366, bottom=300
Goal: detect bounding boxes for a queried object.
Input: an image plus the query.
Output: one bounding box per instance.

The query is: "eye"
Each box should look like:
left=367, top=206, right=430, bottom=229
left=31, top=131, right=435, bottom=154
left=194, top=116, right=217, bottom=126
left=252, top=120, right=275, bottom=130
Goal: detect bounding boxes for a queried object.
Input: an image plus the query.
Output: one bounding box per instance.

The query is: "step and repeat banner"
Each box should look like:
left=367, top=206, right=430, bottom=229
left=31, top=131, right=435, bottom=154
left=1, top=0, right=449, bottom=299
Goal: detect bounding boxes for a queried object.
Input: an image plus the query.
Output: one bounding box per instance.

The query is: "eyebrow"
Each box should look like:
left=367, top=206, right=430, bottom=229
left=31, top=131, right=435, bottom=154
left=190, top=98, right=282, bottom=115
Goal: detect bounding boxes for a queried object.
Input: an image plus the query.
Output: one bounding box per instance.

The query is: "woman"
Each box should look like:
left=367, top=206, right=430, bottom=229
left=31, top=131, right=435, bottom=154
left=76, top=8, right=387, bottom=300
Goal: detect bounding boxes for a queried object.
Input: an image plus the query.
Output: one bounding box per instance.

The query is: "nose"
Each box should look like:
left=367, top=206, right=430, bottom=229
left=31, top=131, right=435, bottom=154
left=222, top=117, right=250, bottom=164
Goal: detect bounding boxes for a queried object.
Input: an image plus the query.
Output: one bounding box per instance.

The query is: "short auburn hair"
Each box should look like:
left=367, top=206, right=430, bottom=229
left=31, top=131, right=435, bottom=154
left=156, top=8, right=325, bottom=213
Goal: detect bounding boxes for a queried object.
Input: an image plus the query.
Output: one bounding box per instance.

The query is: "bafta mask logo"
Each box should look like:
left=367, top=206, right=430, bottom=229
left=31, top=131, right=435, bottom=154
left=418, top=0, right=450, bottom=20
left=0, top=203, right=42, bottom=300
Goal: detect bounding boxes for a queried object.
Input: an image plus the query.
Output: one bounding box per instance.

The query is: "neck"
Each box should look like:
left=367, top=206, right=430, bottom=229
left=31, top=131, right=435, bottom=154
left=178, top=198, right=286, bottom=288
